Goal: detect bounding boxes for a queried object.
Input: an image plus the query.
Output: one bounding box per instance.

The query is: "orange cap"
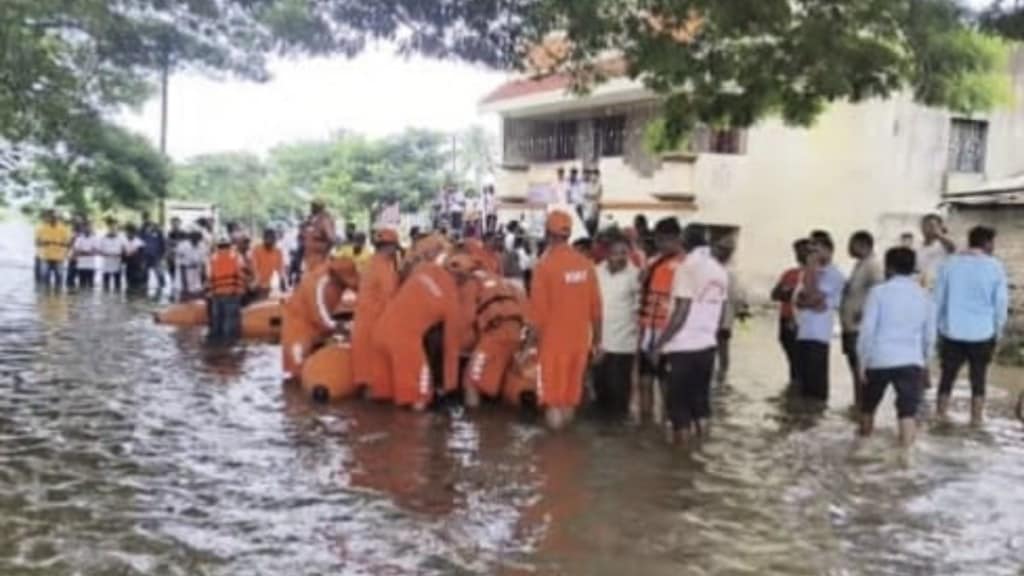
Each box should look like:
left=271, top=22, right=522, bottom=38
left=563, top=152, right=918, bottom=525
left=546, top=210, right=573, bottom=237
left=327, top=256, right=360, bottom=288
left=374, top=228, right=399, bottom=244
left=444, top=253, right=478, bottom=275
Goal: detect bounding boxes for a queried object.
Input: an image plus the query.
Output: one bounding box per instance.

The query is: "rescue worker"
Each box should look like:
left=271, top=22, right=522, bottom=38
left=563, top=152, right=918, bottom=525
left=369, top=253, right=474, bottom=409
left=250, top=228, right=287, bottom=301
left=637, top=217, right=685, bottom=425
left=529, top=210, right=603, bottom=430
left=463, top=271, right=527, bottom=408
left=301, top=199, right=337, bottom=276
left=280, top=257, right=360, bottom=382
left=398, top=233, right=450, bottom=281
left=207, top=236, right=246, bottom=343
left=351, top=228, right=401, bottom=392
left=464, top=237, right=502, bottom=275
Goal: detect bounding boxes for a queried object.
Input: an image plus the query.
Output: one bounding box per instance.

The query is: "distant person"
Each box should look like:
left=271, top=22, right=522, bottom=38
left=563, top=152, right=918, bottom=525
left=166, top=217, right=187, bottom=287
left=176, top=230, right=207, bottom=300
left=934, top=225, right=1009, bottom=425
left=582, top=169, right=602, bottom=237
left=140, top=212, right=167, bottom=289
left=71, top=221, right=98, bottom=289
left=123, top=224, right=148, bottom=293
left=637, top=217, right=685, bottom=424
left=634, top=214, right=656, bottom=257
left=857, top=247, right=935, bottom=449
left=35, top=209, right=72, bottom=289
left=529, top=210, right=603, bottom=430
left=449, top=188, right=467, bottom=233
left=65, top=216, right=84, bottom=289
left=840, top=231, right=884, bottom=409
left=482, top=185, right=497, bottom=234
left=572, top=237, right=594, bottom=259
left=206, top=236, right=246, bottom=343
left=650, top=224, right=728, bottom=444
left=98, top=219, right=126, bottom=292
left=712, top=231, right=748, bottom=383
left=917, top=214, right=955, bottom=290
left=250, top=228, right=287, bottom=300
left=899, top=232, right=916, bottom=250
left=336, top=231, right=372, bottom=271
left=771, top=239, right=810, bottom=388
left=567, top=167, right=585, bottom=220
left=594, top=232, right=641, bottom=419
left=794, top=231, right=846, bottom=401
left=301, top=199, right=337, bottom=274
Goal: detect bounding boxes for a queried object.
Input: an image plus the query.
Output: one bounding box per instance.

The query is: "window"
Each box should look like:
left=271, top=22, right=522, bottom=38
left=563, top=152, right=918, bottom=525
left=692, top=126, right=746, bottom=155
left=522, top=120, right=577, bottom=162
left=594, top=115, right=626, bottom=157
left=949, top=118, right=988, bottom=173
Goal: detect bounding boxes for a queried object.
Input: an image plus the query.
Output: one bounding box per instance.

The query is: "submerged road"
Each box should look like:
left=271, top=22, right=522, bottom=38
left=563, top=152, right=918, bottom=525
left=1, top=220, right=1023, bottom=575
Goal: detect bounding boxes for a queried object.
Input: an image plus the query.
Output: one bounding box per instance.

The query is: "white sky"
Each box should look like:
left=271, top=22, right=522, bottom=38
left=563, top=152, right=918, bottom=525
left=117, top=47, right=507, bottom=161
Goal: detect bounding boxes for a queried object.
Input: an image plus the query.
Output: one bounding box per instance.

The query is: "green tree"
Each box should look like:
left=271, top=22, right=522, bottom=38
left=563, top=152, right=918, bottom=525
left=457, top=125, right=498, bottom=191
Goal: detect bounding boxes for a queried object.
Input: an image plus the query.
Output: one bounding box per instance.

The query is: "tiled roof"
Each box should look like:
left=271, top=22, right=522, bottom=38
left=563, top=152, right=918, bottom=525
left=480, top=58, right=628, bottom=105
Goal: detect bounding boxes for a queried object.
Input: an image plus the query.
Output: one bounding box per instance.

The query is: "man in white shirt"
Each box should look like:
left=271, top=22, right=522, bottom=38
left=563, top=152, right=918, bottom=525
left=594, top=232, right=641, bottom=419
left=651, top=224, right=729, bottom=444
left=71, top=221, right=99, bottom=289
left=449, top=188, right=466, bottom=234
left=916, top=214, right=955, bottom=290
left=98, top=219, right=126, bottom=292
left=175, top=230, right=207, bottom=300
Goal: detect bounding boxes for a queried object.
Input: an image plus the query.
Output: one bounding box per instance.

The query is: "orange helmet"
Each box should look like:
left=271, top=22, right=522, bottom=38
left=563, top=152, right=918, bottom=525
left=545, top=210, right=573, bottom=237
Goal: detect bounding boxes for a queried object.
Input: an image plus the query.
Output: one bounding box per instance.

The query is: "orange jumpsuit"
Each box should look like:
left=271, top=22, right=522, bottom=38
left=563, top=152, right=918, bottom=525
left=351, top=252, right=399, bottom=387
left=464, top=238, right=502, bottom=275
left=370, top=262, right=461, bottom=407
left=464, top=273, right=526, bottom=398
left=280, top=258, right=358, bottom=380
left=301, top=212, right=337, bottom=273
left=529, top=244, right=602, bottom=408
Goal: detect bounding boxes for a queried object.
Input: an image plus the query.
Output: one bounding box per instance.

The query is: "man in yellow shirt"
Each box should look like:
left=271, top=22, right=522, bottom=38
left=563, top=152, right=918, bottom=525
left=334, top=231, right=373, bottom=271
left=35, top=209, right=72, bottom=289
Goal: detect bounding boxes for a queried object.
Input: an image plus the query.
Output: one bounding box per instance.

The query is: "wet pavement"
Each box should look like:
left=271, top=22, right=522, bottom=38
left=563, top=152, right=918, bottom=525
left=1, top=220, right=1023, bottom=576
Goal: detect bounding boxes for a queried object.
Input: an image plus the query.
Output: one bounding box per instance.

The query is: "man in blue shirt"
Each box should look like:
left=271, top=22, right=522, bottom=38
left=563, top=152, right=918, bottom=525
left=934, top=225, right=1010, bottom=426
left=857, top=247, right=935, bottom=448
left=795, top=231, right=847, bottom=401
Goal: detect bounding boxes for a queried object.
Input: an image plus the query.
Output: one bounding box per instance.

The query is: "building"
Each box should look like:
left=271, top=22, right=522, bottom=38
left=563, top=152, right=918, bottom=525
left=944, top=182, right=1024, bottom=361
left=479, top=51, right=1024, bottom=295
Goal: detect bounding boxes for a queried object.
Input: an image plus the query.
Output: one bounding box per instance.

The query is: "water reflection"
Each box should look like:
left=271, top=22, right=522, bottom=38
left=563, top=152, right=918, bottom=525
left=1, top=219, right=1023, bottom=575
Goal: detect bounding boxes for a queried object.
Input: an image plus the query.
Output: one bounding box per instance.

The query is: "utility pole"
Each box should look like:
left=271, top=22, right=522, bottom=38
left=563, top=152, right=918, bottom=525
left=451, top=133, right=458, bottom=184
left=158, top=45, right=170, bottom=228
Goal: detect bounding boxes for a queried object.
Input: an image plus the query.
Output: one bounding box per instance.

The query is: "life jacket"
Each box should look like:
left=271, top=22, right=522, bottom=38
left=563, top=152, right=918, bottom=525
left=209, top=249, right=245, bottom=296
left=475, top=274, right=525, bottom=334
left=639, top=253, right=684, bottom=330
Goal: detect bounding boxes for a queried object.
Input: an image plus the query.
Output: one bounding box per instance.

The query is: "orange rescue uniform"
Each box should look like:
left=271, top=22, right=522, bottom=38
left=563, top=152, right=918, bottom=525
left=280, top=258, right=359, bottom=380
left=529, top=244, right=602, bottom=408
left=351, top=251, right=400, bottom=387
left=250, top=244, right=285, bottom=291
left=370, top=262, right=461, bottom=407
left=464, top=272, right=526, bottom=398
left=208, top=248, right=246, bottom=296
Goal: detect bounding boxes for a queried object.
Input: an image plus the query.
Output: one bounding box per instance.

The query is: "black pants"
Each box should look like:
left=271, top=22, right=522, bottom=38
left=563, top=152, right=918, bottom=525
left=796, top=341, right=830, bottom=401
left=66, top=259, right=77, bottom=288
left=450, top=212, right=464, bottom=234
left=863, top=366, right=923, bottom=419
left=664, top=348, right=716, bottom=431
left=593, top=353, right=635, bottom=417
left=103, top=272, right=122, bottom=292
left=938, top=338, right=996, bottom=398
left=779, top=319, right=799, bottom=384
left=77, top=269, right=96, bottom=289
left=146, top=257, right=166, bottom=287
left=208, top=295, right=242, bottom=343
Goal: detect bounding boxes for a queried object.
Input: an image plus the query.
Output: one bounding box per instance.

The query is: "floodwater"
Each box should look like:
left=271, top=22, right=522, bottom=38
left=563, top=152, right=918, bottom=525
left=1, top=220, right=1023, bottom=576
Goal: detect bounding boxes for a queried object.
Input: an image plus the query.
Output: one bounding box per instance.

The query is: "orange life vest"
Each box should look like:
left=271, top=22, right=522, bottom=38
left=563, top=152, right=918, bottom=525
left=209, top=249, right=245, bottom=296
left=475, top=274, right=525, bottom=334
left=639, top=253, right=684, bottom=330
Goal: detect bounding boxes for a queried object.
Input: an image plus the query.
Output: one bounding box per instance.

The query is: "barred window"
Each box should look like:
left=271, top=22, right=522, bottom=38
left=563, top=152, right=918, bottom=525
left=595, top=115, right=626, bottom=157
left=948, top=119, right=988, bottom=173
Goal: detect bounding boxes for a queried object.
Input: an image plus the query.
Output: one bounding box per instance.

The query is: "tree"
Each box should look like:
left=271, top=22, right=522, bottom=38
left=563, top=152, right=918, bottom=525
left=457, top=125, right=498, bottom=191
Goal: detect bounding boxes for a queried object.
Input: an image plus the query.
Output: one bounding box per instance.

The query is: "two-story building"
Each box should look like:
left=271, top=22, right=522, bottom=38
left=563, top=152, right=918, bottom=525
left=480, top=50, right=1024, bottom=294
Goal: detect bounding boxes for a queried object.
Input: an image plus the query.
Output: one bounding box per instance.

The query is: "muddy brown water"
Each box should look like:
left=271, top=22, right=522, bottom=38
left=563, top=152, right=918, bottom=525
left=1, top=220, right=1023, bottom=576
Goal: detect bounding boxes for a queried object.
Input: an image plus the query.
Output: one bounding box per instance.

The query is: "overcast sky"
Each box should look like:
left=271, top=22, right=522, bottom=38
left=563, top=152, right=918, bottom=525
left=117, top=47, right=507, bottom=161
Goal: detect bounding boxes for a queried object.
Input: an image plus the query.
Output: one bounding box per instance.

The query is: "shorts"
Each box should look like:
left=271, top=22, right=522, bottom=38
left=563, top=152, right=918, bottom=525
left=862, top=366, right=923, bottom=419
left=664, top=348, right=716, bottom=431
left=938, top=337, right=996, bottom=398
left=638, top=329, right=665, bottom=377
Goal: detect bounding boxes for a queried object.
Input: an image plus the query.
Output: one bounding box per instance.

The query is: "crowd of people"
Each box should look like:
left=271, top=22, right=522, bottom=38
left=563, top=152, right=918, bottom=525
left=35, top=201, right=1013, bottom=448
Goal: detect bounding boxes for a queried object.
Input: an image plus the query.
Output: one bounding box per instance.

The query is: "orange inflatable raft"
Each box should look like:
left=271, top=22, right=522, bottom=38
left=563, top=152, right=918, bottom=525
left=300, top=342, right=360, bottom=403
left=241, top=299, right=284, bottom=341
left=502, top=346, right=539, bottom=408
left=153, top=300, right=207, bottom=326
